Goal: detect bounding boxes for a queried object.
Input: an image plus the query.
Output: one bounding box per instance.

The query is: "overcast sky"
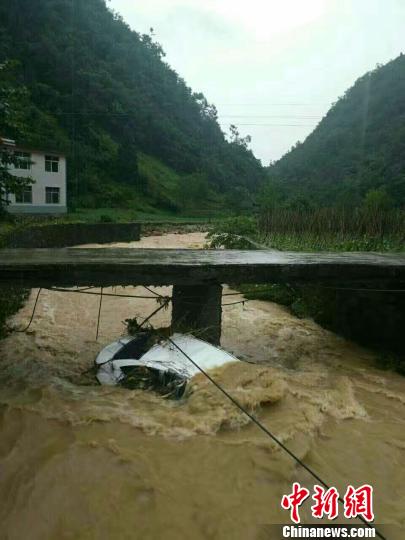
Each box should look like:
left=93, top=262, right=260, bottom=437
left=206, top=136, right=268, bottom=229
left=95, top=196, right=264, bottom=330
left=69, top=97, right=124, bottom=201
left=110, top=0, right=404, bottom=165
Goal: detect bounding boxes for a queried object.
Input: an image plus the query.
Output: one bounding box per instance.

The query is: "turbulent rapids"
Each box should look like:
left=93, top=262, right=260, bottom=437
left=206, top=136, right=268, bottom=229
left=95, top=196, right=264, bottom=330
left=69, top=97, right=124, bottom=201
left=0, top=232, right=404, bottom=540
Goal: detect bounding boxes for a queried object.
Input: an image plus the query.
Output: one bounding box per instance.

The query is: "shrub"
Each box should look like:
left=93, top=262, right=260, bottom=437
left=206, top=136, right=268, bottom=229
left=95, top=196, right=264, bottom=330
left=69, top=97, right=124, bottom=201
left=99, top=214, right=115, bottom=223
left=207, top=216, right=257, bottom=248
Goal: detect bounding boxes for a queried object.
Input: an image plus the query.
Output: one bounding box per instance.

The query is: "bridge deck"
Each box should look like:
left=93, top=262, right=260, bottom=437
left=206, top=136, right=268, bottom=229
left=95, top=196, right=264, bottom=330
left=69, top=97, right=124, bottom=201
left=0, top=248, right=404, bottom=288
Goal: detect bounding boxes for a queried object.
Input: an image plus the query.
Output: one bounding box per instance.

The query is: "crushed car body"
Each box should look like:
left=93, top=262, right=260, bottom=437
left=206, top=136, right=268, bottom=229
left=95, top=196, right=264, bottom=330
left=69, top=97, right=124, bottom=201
left=95, top=332, right=239, bottom=398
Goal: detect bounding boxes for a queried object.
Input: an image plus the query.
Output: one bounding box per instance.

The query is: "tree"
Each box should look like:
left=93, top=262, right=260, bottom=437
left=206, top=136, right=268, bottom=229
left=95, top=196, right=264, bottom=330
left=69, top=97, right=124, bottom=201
left=0, top=0, right=265, bottom=212
left=362, top=188, right=393, bottom=212
left=0, top=61, right=33, bottom=210
left=229, top=124, right=252, bottom=149
left=0, top=150, right=33, bottom=206
left=194, top=93, right=218, bottom=121
left=177, top=172, right=210, bottom=211
left=267, top=54, right=405, bottom=208
left=258, top=180, right=284, bottom=211
left=0, top=61, right=28, bottom=135
left=226, top=186, right=254, bottom=214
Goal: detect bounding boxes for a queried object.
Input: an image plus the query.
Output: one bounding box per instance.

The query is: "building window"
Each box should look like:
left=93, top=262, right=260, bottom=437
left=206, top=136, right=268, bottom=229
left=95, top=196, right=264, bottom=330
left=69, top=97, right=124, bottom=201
left=15, top=186, right=33, bottom=204
left=14, top=151, right=31, bottom=170
left=45, top=155, right=59, bottom=173
left=45, top=187, right=60, bottom=204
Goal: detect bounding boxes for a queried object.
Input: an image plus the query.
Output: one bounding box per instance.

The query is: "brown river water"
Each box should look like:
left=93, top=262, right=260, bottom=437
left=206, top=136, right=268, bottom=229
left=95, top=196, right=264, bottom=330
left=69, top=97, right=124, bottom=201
left=0, top=232, right=404, bottom=539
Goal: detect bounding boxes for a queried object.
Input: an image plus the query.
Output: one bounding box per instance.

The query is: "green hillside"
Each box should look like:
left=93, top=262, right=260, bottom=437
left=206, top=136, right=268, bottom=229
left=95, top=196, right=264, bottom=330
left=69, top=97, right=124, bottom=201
left=0, top=0, right=264, bottom=213
left=267, top=54, right=405, bottom=208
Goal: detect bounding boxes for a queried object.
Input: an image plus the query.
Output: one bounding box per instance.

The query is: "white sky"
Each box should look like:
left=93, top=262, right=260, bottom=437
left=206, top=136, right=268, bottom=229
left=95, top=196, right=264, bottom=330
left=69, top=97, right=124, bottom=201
left=110, top=0, right=405, bottom=164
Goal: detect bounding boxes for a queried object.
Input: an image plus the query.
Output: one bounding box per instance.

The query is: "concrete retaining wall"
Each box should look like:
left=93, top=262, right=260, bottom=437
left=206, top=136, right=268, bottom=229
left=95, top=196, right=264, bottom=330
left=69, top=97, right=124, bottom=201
left=332, top=289, right=405, bottom=355
left=7, top=205, right=68, bottom=215
left=5, top=222, right=141, bottom=248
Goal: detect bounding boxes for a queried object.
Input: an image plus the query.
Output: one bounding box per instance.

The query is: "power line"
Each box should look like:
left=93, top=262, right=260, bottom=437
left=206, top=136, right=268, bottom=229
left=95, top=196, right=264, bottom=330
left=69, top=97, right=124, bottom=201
left=221, top=123, right=316, bottom=127
left=50, top=111, right=321, bottom=121
left=165, top=335, right=387, bottom=540
left=218, top=115, right=322, bottom=119
left=216, top=102, right=332, bottom=107
left=6, top=288, right=42, bottom=333
left=46, top=111, right=318, bottom=128
left=139, top=298, right=171, bottom=328
left=95, top=287, right=103, bottom=340
left=48, top=287, right=162, bottom=300
left=143, top=285, right=163, bottom=298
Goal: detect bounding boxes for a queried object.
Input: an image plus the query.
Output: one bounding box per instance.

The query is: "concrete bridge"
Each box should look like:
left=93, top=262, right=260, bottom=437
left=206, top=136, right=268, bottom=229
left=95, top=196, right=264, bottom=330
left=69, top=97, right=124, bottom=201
left=0, top=248, right=404, bottom=343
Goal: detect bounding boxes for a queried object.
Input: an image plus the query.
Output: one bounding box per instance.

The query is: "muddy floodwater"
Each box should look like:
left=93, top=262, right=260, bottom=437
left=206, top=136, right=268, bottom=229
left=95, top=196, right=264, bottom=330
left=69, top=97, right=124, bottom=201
left=0, top=232, right=404, bottom=540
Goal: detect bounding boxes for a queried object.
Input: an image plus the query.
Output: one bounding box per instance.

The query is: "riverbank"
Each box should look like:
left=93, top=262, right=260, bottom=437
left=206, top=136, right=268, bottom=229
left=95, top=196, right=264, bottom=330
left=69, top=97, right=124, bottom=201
left=207, top=218, right=405, bottom=371
left=0, top=211, right=214, bottom=247
left=0, top=232, right=404, bottom=539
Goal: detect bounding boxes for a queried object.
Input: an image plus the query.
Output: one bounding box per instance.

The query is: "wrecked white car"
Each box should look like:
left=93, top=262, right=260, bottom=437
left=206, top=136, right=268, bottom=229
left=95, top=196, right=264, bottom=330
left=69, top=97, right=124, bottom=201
left=95, top=332, right=239, bottom=399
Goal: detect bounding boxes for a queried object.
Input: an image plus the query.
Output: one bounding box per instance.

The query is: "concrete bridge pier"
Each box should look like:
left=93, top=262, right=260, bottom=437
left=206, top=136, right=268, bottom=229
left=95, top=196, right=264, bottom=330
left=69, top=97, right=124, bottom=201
left=171, top=284, right=223, bottom=345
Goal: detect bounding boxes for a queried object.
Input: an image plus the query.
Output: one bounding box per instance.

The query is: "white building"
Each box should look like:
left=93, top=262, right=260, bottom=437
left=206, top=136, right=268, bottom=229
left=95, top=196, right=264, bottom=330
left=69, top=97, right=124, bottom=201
left=1, top=137, right=67, bottom=214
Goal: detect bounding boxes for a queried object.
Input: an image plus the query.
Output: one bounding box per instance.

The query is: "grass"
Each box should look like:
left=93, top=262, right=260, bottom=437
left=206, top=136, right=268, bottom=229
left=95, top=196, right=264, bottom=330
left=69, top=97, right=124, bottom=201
left=259, top=232, right=404, bottom=252
left=64, top=207, right=213, bottom=223
left=138, top=153, right=181, bottom=194
left=137, top=153, right=230, bottom=216
left=63, top=208, right=227, bottom=224
left=207, top=212, right=404, bottom=252
left=65, top=207, right=140, bottom=223
left=259, top=208, right=405, bottom=252
left=0, top=206, right=227, bottom=228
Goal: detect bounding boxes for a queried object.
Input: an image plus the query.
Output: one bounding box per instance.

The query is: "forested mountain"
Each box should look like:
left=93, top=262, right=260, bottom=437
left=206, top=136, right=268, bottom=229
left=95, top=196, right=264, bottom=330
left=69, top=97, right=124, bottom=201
left=0, top=0, right=264, bottom=212
left=268, top=55, right=405, bottom=208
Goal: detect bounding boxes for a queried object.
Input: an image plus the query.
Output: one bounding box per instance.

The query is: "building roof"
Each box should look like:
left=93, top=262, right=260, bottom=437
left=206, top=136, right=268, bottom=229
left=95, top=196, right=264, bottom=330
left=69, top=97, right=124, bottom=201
left=14, top=146, right=66, bottom=157
left=0, top=136, right=66, bottom=156
left=0, top=137, right=16, bottom=147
